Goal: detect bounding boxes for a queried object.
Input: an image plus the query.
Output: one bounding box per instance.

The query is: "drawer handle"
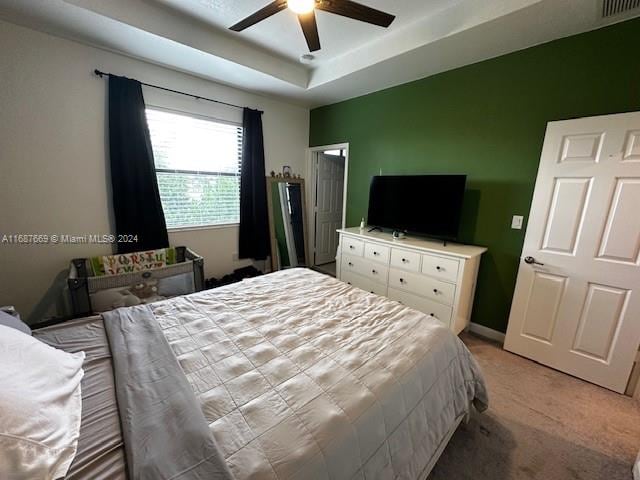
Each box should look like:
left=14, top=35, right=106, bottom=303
left=402, top=258, right=408, bottom=263
left=373, top=251, right=379, bottom=255
left=433, top=288, right=439, bottom=294
left=430, top=312, right=436, bottom=317
left=372, top=269, right=377, bottom=274
left=348, top=262, right=354, bottom=267
left=399, top=278, right=405, bottom=284
left=349, top=245, right=355, bottom=250
left=436, top=266, right=442, bottom=271
left=347, top=282, right=351, bottom=285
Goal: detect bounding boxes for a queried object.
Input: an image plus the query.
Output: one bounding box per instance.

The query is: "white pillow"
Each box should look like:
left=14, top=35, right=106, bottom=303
left=0, top=325, right=85, bottom=480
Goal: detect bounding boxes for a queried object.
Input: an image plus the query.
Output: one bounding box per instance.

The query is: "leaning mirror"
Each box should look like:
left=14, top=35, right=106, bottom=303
left=266, top=177, right=309, bottom=271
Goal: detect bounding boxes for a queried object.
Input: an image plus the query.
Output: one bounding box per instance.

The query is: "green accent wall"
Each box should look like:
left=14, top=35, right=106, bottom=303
left=310, top=18, right=640, bottom=333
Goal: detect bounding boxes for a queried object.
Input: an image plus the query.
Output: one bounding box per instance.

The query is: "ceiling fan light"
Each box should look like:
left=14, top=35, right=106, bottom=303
left=288, top=0, right=315, bottom=14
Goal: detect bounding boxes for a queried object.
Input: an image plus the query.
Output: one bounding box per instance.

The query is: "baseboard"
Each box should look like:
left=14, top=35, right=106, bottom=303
left=468, top=322, right=506, bottom=344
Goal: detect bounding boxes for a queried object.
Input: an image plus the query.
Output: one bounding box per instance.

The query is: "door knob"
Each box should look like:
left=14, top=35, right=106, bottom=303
left=524, top=256, right=544, bottom=266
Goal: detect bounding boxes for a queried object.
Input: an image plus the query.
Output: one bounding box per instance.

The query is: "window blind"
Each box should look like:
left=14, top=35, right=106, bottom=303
left=146, top=108, right=243, bottom=228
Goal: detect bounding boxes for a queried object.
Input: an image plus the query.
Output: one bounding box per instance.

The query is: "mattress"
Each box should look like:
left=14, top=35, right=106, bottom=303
left=148, top=268, right=488, bottom=479
left=33, top=317, right=127, bottom=480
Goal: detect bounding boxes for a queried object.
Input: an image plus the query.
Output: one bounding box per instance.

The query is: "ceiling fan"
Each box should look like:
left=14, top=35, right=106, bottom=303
left=229, top=0, right=396, bottom=53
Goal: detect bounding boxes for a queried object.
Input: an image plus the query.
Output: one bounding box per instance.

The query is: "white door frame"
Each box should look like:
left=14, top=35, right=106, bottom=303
left=307, top=143, right=349, bottom=266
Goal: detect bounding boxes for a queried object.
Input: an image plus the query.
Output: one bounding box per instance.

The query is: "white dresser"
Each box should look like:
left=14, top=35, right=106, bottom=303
left=336, top=227, right=487, bottom=334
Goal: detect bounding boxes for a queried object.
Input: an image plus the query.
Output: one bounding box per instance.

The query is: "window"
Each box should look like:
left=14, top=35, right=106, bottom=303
left=323, top=149, right=345, bottom=156
left=146, top=108, right=243, bottom=229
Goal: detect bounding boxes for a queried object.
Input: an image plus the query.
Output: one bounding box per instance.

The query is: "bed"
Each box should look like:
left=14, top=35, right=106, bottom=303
left=34, top=268, right=487, bottom=479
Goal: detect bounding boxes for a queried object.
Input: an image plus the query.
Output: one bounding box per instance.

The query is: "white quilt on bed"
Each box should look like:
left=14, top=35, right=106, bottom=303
left=150, top=268, right=488, bottom=480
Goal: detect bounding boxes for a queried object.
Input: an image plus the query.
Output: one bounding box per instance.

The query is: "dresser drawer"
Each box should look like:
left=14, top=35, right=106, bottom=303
left=342, top=271, right=388, bottom=296
left=388, top=288, right=452, bottom=326
left=421, top=254, right=460, bottom=282
left=388, top=268, right=456, bottom=306
left=364, top=242, right=390, bottom=264
left=342, top=254, right=388, bottom=284
left=390, top=248, right=421, bottom=272
left=341, top=237, right=364, bottom=256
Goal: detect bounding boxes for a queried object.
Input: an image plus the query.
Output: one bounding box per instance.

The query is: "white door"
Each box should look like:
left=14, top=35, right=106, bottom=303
left=315, top=153, right=345, bottom=265
left=504, top=111, right=640, bottom=393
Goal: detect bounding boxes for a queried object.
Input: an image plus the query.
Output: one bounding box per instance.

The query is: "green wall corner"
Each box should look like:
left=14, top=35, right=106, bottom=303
left=309, top=18, right=640, bottom=333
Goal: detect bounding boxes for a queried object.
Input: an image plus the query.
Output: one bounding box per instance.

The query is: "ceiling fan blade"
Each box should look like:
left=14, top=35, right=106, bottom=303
left=316, top=0, right=395, bottom=28
left=298, top=11, right=321, bottom=52
left=229, top=0, right=288, bottom=31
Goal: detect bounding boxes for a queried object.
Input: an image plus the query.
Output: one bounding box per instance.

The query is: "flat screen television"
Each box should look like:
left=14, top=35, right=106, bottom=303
left=367, top=175, right=466, bottom=240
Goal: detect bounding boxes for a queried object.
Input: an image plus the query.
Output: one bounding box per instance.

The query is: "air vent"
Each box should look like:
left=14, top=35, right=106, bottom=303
left=601, top=0, right=640, bottom=17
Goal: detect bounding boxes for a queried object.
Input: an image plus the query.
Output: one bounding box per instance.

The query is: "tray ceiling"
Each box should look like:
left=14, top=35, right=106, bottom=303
left=0, top=0, right=637, bottom=107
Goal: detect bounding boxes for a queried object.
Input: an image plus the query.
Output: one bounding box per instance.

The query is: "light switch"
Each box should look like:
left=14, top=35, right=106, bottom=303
left=511, top=215, right=524, bottom=230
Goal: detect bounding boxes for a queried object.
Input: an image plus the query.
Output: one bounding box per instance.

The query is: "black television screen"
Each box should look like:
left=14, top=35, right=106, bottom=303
left=367, top=175, right=466, bottom=239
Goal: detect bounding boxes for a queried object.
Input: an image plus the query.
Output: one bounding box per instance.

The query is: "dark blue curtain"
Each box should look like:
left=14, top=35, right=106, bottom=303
left=239, top=108, right=270, bottom=260
left=108, top=75, right=169, bottom=253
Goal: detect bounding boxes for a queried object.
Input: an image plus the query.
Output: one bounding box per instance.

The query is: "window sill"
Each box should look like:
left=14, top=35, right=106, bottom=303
left=167, top=223, right=240, bottom=233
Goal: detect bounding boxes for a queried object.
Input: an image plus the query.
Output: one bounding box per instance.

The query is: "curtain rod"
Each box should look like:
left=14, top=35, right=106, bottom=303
left=94, top=69, right=262, bottom=113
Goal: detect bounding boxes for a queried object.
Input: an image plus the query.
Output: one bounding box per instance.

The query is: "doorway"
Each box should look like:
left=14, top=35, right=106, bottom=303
left=308, top=144, right=349, bottom=276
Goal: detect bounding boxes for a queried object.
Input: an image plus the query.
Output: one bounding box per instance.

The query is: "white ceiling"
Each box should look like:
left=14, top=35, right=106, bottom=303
left=1, top=0, right=638, bottom=107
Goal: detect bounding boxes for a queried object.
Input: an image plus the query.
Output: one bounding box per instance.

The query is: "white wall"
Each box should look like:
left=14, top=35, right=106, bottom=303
left=0, top=20, right=310, bottom=323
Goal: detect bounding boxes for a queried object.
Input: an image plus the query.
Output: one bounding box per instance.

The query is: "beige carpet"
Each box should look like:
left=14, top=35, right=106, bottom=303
left=429, top=333, right=640, bottom=480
